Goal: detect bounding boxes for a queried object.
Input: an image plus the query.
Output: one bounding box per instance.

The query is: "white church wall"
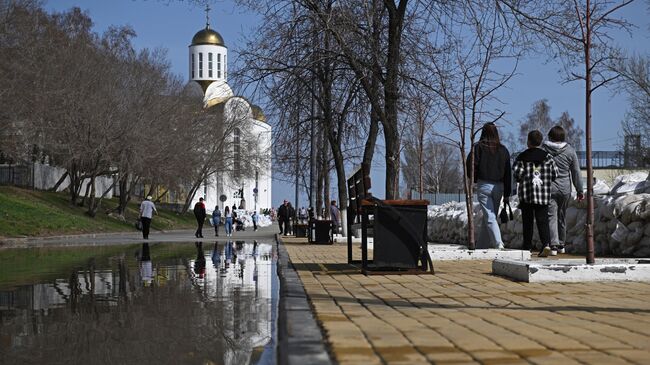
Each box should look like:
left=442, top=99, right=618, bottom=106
left=192, top=116, right=272, bottom=215
left=30, top=162, right=114, bottom=198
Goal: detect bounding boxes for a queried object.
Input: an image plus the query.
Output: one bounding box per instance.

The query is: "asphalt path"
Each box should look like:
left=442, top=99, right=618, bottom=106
left=0, top=224, right=280, bottom=248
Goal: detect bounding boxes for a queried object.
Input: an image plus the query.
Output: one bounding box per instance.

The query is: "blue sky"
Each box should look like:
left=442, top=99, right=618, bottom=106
left=46, top=0, right=650, bottom=202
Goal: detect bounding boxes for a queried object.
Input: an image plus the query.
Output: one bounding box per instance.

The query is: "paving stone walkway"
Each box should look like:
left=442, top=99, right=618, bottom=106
left=280, top=237, right=650, bottom=365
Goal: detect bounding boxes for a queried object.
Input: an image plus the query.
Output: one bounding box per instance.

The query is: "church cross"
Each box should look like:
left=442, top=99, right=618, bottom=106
left=205, top=4, right=211, bottom=28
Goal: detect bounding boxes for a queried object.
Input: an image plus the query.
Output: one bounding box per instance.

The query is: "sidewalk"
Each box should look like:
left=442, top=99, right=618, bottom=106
left=280, top=236, right=650, bottom=365
left=0, top=225, right=279, bottom=248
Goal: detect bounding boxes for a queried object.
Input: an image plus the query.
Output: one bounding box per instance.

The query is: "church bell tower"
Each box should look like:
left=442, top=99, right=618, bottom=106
left=189, top=5, right=228, bottom=94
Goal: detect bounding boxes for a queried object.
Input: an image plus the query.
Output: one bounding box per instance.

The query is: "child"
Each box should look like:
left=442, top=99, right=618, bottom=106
left=513, top=130, right=559, bottom=257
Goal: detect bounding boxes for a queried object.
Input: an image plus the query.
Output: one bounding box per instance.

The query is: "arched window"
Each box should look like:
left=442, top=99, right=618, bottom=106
left=208, top=53, right=213, bottom=78
left=198, top=52, right=203, bottom=78
left=233, top=127, right=241, bottom=179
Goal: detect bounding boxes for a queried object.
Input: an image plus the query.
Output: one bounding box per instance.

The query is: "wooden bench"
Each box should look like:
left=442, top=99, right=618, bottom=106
left=346, top=166, right=433, bottom=274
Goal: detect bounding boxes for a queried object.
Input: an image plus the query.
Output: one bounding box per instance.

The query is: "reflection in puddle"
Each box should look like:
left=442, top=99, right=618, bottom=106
left=0, top=241, right=278, bottom=365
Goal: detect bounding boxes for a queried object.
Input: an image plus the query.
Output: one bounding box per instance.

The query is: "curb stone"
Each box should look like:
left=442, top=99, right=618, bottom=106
left=275, top=234, right=333, bottom=365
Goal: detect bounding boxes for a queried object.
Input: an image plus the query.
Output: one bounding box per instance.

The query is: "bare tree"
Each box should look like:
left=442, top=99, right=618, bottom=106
left=518, top=99, right=583, bottom=150
left=499, top=0, right=636, bottom=263
left=422, top=1, right=520, bottom=249
left=616, top=54, right=650, bottom=160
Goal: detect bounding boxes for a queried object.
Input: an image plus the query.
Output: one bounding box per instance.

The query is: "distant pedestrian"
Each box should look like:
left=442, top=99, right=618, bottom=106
left=287, top=202, right=296, bottom=235
left=543, top=125, right=584, bottom=255
left=514, top=130, right=559, bottom=257
left=330, top=200, right=341, bottom=234
left=224, top=206, right=233, bottom=237
left=252, top=211, right=258, bottom=231
left=193, top=197, right=207, bottom=238
left=232, top=204, right=238, bottom=232
left=139, top=195, right=157, bottom=240
left=299, top=207, right=307, bottom=223
left=212, top=206, right=222, bottom=237
left=466, top=122, right=512, bottom=250
left=278, top=200, right=289, bottom=235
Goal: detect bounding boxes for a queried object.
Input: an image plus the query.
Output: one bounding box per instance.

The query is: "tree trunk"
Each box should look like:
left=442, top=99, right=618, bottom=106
left=324, top=159, right=330, bottom=219
left=381, top=0, right=408, bottom=199
left=86, top=174, right=96, bottom=213
left=461, top=143, right=476, bottom=250
left=49, top=171, right=68, bottom=192
left=154, top=188, right=169, bottom=203
left=182, top=179, right=203, bottom=214
left=117, top=174, right=129, bottom=216
left=316, top=128, right=325, bottom=217
left=80, top=176, right=92, bottom=207
left=584, top=0, right=595, bottom=264
left=145, top=183, right=158, bottom=199
left=88, top=179, right=116, bottom=217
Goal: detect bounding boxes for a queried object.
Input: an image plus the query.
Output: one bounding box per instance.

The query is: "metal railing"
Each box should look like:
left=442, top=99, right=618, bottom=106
left=0, top=165, right=33, bottom=188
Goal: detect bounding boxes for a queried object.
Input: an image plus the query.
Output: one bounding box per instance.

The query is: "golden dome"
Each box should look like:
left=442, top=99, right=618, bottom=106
left=252, top=105, right=266, bottom=123
left=191, top=27, right=225, bottom=46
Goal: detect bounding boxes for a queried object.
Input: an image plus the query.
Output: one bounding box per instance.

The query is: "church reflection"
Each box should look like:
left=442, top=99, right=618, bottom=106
left=0, top=241, right=278, bottom=365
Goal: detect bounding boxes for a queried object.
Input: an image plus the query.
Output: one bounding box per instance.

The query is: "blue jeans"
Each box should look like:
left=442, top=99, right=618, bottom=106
left=225, top=217, right=233, bottom=235
left=476, top=181, right=504, bottom=248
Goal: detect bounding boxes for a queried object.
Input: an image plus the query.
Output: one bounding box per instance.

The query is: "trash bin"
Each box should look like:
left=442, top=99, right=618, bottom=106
left=309, top=220, right=333, bottom=244
left=372, top=203, right=428, bottom=269
left=294, top=223, right=308, bottom=237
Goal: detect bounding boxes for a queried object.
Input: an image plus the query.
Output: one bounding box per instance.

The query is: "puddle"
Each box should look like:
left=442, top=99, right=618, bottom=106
left=0, top=241, right=279, bottom=365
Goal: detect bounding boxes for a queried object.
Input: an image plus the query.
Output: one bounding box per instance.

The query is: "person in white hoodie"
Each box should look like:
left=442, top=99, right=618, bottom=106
left=543, top=126, right=584, bottom=255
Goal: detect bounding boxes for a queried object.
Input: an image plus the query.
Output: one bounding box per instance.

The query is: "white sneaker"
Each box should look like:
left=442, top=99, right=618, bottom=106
left=538, top=246, right=551, bottom=257
left=496, top=243, right=505, bottom=250
left=550, top=249, right=558, bottom=256
left=558, top=247, right=565, bottom=254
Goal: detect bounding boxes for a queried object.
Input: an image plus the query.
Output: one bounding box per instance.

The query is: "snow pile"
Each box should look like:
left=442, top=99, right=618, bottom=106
left=216, top=210, right=273, bottom=228
left=428, top=172, right=650, bottom=257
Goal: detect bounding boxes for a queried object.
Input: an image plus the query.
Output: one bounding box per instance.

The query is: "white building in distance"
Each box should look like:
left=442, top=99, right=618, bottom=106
left=188, top=16, right=272, bottom=213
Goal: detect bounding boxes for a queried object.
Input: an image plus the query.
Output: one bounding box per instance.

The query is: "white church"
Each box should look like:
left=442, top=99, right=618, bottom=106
left=187, top=14, right=272, bottom=214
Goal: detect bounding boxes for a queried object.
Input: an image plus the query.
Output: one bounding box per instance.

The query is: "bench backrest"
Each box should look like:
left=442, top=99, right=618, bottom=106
left=347, top=165, right=371, bottom=220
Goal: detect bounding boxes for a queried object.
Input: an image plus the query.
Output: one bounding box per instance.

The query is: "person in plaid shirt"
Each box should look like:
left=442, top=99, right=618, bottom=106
left=514, top=130, right=559, bottom=257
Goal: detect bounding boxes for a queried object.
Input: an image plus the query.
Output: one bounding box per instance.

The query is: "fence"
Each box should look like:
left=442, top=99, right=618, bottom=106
left=0, top=163, right=114, bottom=198
left=0, top=165, right=33, bottom=188
left=410, top=190, right=478, bottom=205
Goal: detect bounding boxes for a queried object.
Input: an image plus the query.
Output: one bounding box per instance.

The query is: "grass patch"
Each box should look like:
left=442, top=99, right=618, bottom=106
left=0, top=186, right=196, bottom=238
left=0, top=242, right=199, bottom=288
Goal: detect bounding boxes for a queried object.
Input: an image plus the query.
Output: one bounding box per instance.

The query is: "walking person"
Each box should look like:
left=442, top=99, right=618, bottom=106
left=514, top=130, right=559, bottom=257
left=224, top=206, right=233, bottom=237
left=299, top=207, right=307, bottom=223
left=193, top=197, right=207, bottom=238
left=212, top=206, right=222, bottom=237
left=330, top=200, right=341, bottom=235
left=287, top=202, right=296, bottom=235
left=466, top=122, right=512, bottom=249
left=543, top=125, right=584, bottom=255
left=277, top=200, right=289, bottom=235
left=232, top=204, right=238, bottom=232
left=139, top=195, right=157, bottom=240
left=252, top=211, right=258, bottom=231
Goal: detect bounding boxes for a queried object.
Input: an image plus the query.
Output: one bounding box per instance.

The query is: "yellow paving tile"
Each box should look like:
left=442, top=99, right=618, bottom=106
left=280, top=238, right=650, bottom=365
